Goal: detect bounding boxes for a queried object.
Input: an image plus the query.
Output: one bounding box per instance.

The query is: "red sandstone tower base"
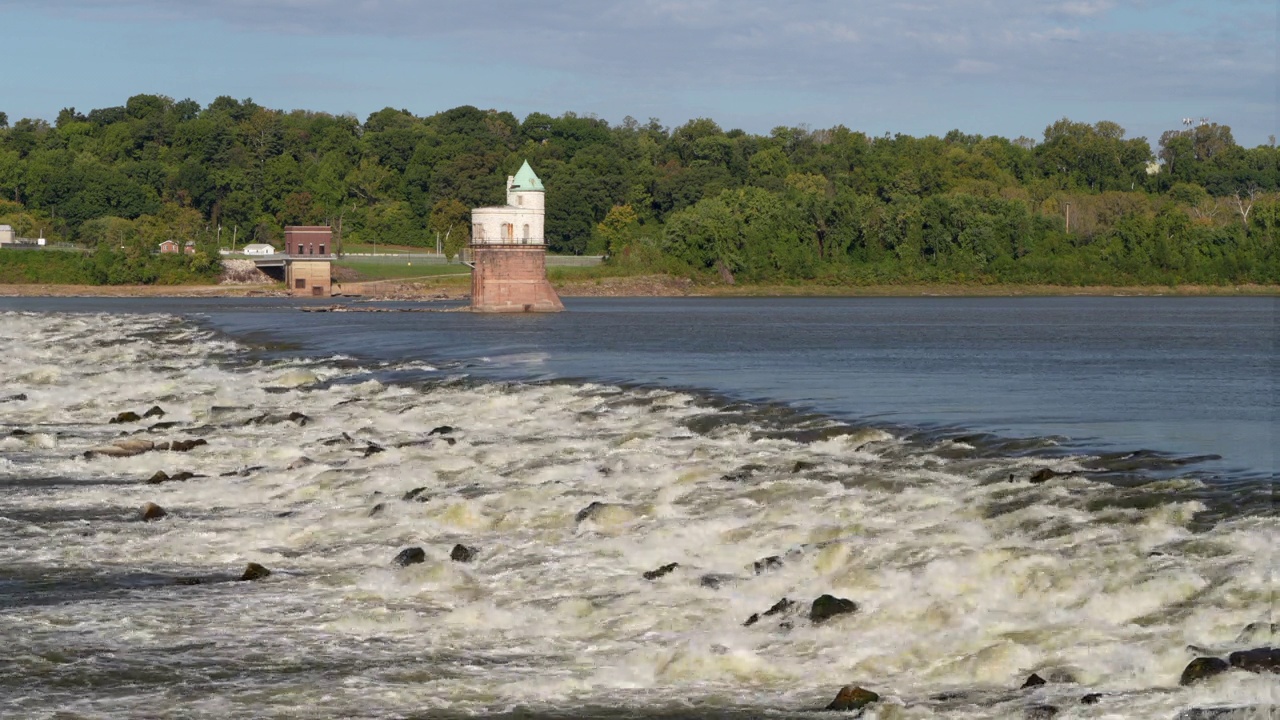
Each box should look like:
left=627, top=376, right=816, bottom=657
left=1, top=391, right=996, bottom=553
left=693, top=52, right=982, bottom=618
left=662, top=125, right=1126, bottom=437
left=470, top=246, right=564, bottom=313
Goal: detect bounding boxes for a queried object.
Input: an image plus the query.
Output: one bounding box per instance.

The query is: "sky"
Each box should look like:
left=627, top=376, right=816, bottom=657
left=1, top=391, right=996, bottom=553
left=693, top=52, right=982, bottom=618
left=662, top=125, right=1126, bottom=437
left=1, top=0, right=1276, bottom=148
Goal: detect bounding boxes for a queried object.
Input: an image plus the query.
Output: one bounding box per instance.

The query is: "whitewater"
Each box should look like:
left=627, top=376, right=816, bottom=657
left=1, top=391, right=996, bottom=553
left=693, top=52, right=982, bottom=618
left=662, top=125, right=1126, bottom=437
left=0, top=308, right=1275, bottom=719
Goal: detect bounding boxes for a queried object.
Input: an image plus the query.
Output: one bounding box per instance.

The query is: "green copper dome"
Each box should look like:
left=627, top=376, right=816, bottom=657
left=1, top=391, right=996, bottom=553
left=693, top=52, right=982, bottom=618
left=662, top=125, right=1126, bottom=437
left=510, top=160, right=544, bottom=192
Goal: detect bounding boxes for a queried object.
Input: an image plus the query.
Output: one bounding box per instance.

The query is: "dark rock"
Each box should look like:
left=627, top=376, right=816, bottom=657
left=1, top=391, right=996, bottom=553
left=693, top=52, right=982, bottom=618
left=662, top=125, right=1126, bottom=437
left=824, top=685, right=879, bottom=712
left=1180, top=656, right=1230, bottom=685
left=174, top=577, right=204, bottom=586
left=752, top=555, right=784, bottom=574
left=1228, top=647, right=1278, bottom=673
left=810, top=594, right=858, bottom=624
left=10, top=428, right=30, bottom=437
left=140, top=502, right=166, bottom=521
left=575, top=501, right=612, bottom=523
left=239, top=563, right=271, bottom=581
left=110, top=411, right=142, bottom=424
left=148, top=421, right=181, bottom=431
left=1, top=393, right=28, bottom=403
left=643, top=562, right=679, bottom=580
left=744, top=597, right=796, bottom=627
left=369, top=502, right=386, bottom=517
left=1020, top=673, right=1046, bottom=688
left=275, top=511, right=295, bottom=518
left=1080, top=694, right=1102, bottom=705
left=443, top=437, right=457, bottom=446
left=288, top=457, right=313, bottom=470
left=167, top=438, right=208, bottom=452
left=721, top=463, right=765, bottom=482
left=321, top=432, right=354, bottom=446
left=147, top=470, right=197, bottom=485
left=142, top=406, right=166, bottom=418
left=428, top=425, right=454, bottom=436
left=393, top=547, right=426, bottom=567
left=361, top=443, right=385, bottom=458
left=1024, top=705, right=1059, bottom=719
left=792, top=460, right=818, bottom=473
left=287, top=412, right=310, bottom=425
left=402, top=487, right=429, bottom=502
left=1029, top=468, right=1064, bottom=484
left=449, top=544, right=477, bottom=563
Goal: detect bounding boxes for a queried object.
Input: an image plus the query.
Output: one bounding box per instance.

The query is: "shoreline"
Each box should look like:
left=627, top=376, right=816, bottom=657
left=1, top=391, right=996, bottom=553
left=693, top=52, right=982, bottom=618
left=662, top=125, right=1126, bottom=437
left=1, top=276, right=1278, bottom=299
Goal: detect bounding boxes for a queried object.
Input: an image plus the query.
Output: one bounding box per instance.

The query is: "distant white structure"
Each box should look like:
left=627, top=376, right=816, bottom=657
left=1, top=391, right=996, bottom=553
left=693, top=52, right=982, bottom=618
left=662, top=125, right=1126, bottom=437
left=1145, top=161, right=1162, bottom=175
left=0, top=225, right=14, bottom=245
left=243, top=243, right=276, bottom=256
left=471, top=160, right=545, bottom=246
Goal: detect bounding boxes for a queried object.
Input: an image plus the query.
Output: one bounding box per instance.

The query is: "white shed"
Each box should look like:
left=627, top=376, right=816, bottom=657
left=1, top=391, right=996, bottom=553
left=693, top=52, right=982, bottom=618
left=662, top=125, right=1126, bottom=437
left=243, top=243, right=277, bottom=255
left=0, top=225, right=15, bottom=245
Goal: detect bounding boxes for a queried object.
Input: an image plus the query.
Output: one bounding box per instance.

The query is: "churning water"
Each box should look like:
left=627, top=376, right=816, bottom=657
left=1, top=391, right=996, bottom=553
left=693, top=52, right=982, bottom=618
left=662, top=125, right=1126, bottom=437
left=0, top=297, right=1275, bottom=719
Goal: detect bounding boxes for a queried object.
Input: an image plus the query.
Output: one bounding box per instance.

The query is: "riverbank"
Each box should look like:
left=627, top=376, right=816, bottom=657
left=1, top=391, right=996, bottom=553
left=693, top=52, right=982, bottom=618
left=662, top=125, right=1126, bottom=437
left=2, top=275, right=1278, bottom=299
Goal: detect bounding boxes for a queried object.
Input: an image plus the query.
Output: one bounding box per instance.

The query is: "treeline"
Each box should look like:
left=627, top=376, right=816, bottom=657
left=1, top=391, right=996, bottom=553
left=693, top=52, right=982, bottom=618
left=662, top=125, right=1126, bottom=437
left=0, top=97, right=1276, bottom=286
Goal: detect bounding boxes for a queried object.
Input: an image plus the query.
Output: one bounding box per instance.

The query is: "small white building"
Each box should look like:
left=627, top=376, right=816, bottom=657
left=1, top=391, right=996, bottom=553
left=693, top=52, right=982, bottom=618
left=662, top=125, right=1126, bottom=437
left=0, top=225, right=15, bottom=245
left=471, top=161, right=545, bottom=246
left=243, top=243, right=276, bottom=255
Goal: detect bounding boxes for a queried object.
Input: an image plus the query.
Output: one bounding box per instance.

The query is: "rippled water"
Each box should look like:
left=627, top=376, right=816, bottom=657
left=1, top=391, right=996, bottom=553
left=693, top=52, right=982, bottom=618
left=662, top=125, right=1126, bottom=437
left=0, top=299, right=1275, bottom=719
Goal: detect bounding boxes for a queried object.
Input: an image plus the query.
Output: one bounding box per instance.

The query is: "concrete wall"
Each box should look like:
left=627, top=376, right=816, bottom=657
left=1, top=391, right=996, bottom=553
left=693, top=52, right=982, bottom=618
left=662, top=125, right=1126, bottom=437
left=470, top=246, right=563, bottom=313
left=285, top=259, right=332, bottom=297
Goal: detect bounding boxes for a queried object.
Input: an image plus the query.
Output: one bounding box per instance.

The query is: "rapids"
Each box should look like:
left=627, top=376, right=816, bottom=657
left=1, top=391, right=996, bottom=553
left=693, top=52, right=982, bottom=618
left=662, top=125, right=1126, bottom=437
left=0, top=309, right=1275, bottom=719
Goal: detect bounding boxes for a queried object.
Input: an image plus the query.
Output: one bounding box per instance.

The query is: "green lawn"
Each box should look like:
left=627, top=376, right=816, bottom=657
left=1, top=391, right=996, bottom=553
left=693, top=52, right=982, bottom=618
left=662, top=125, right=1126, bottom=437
left=338, top=241, right=439, bottom=255
left=335, top=260, right=470, bottom=281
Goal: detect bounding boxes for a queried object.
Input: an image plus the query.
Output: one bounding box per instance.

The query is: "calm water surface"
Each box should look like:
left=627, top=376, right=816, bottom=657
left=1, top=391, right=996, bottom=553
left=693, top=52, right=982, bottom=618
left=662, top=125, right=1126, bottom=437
left=16, top=295, right=1268, bottom=479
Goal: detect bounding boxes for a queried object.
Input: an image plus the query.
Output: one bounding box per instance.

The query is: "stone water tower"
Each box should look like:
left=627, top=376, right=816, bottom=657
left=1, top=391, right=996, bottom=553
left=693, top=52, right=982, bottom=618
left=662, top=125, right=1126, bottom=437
left=469, top=161, right=564, bottom=312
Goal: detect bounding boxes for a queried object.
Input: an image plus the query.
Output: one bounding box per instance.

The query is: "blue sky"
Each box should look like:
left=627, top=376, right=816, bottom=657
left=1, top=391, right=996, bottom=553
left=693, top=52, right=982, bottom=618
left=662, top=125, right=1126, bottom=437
left=1, top=0, right=1275, bottom=148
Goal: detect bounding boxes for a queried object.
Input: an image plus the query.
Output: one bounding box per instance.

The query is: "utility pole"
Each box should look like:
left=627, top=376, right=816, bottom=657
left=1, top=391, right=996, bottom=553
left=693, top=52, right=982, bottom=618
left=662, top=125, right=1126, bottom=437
left=1065, top=202, right=1071, bottom=233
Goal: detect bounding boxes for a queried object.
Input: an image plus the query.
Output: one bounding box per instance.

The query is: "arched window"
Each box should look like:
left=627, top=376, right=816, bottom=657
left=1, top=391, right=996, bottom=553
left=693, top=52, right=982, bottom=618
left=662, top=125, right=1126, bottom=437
left=522, top=224, right=530, bottom=241
left=475, top=225, right=485, bottom=242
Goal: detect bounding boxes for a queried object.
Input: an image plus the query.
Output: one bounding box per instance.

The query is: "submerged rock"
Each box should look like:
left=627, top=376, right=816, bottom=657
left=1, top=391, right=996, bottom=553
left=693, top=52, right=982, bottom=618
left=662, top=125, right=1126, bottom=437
left=142, top=405, right=166, bottom=418
left=1176, top=708, right=1279, bottom=720
left=449, top=544, right=477, bottom=563
left=699, top=573, right=734, bottom=589
left=239, top=563, right=271, bottom=581
left=1080, top=693, right=1102, bottom=705
left=1228, top=647, right=1278, bottom=673
left=246, top=411, right=310, bottom=427
left=393, top=547, right=426, bottom=567
left=643, top=562, right=679, bottom=580
left=369, top=503, right=386, bottom=517
left=1236, top=622, right=1278, bottom=644
left=140, top=502, right=166, bottom=521
left=1020, top=673, right=1046, bottom=688
left=1180, top=657, right=1230, bottom=685
left=721, top=463, right=766, bottom=482
left=287, top=457, right=313, bottom=470
left=810, top=594, right=858, bottom=624
left=85, top=438, right=155, bottom=458
left=109, top=411, right=142, bottom=424
left=401, top=487, right=429, bottom=502
left=1029, top=468, right=1066, bottom=484
left=824, top=685, right=879, bottom=712
left=752, top=555, right=784, bottom=574
left=1, top=393, right=28, bottom=403
left=361, top=442, right=385, bottom=458
left=428, top=425, right=454, bottom=436
left=1024, top=705, right=1059, bottom=719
